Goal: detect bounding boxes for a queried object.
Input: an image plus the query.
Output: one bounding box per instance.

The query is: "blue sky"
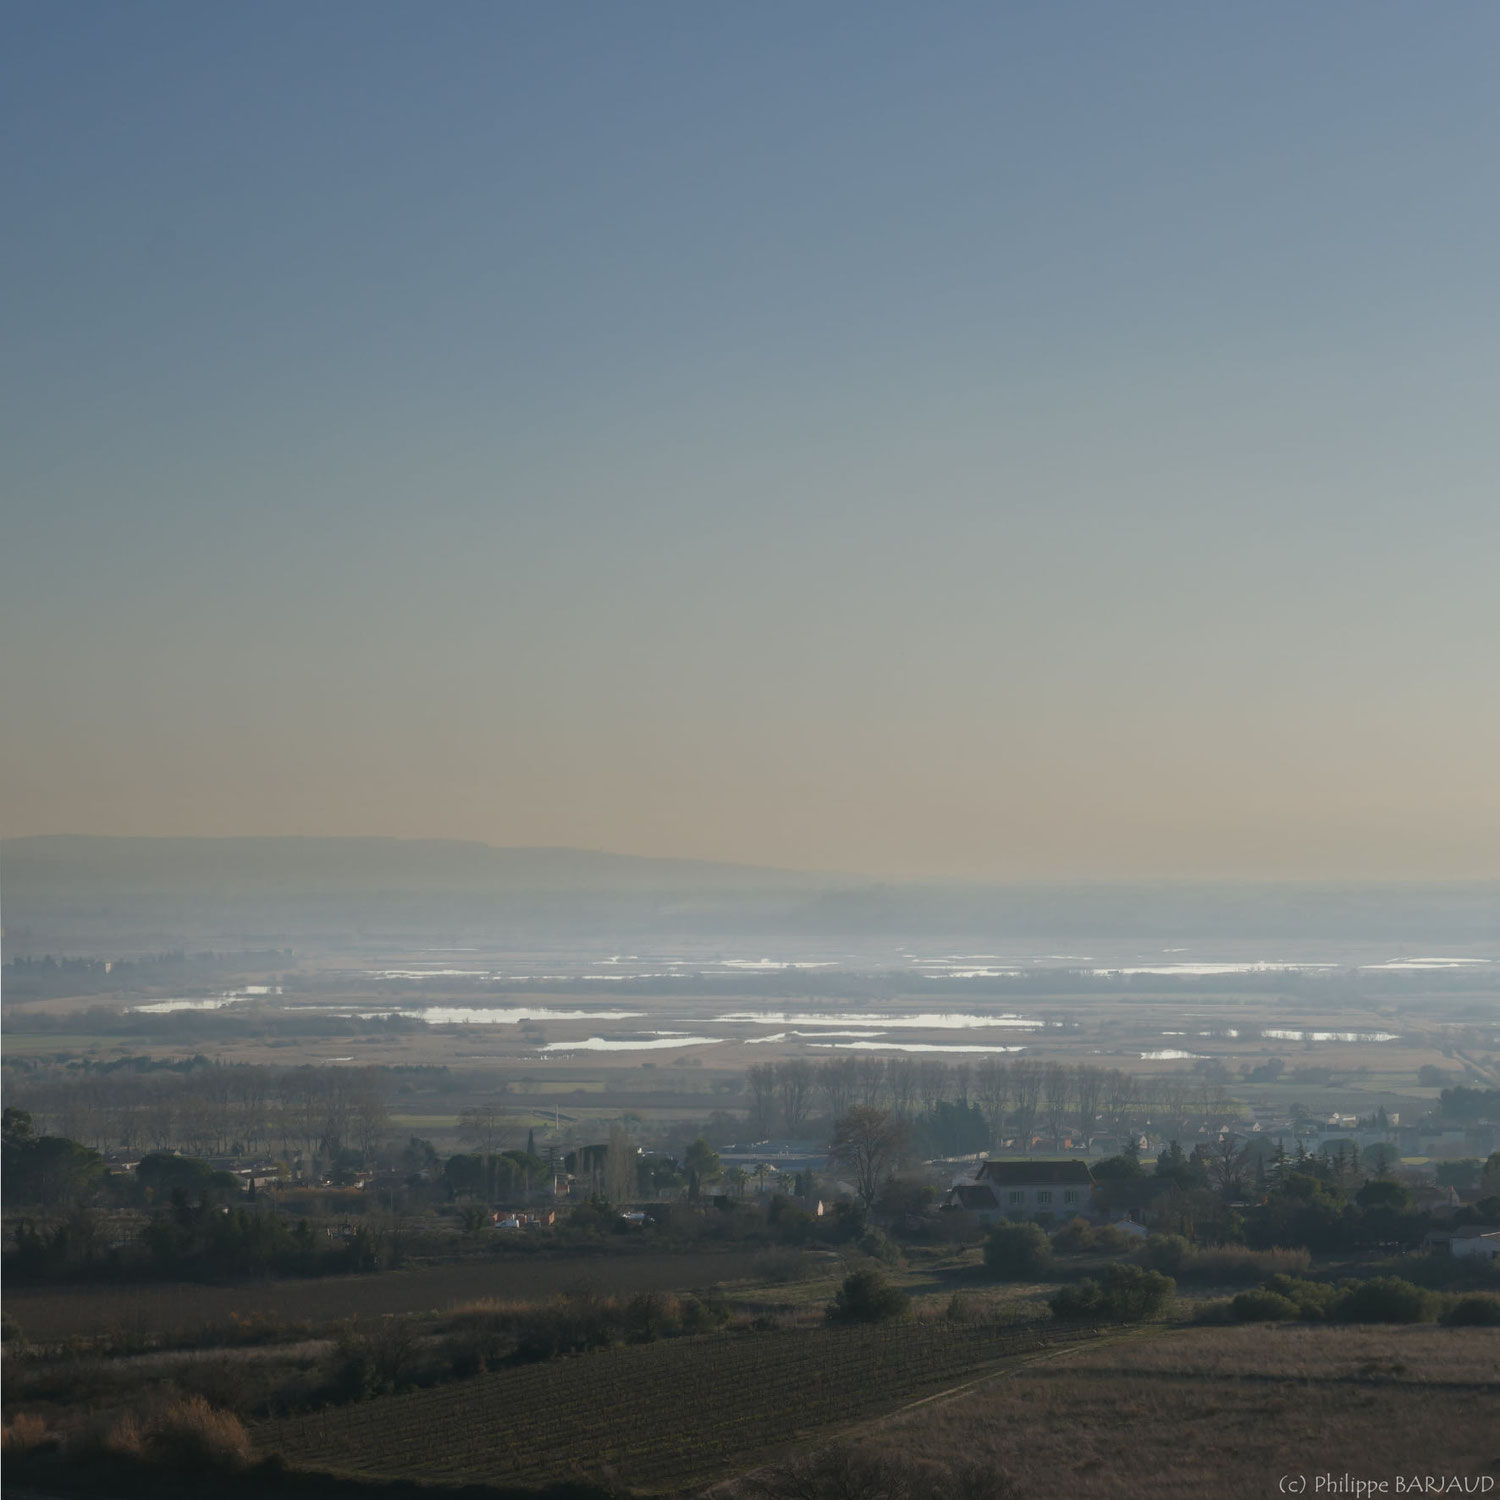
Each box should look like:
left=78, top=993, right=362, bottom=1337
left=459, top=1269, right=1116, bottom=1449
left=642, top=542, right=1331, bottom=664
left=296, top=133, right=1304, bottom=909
left=3, top=3, right=1497, bottom=877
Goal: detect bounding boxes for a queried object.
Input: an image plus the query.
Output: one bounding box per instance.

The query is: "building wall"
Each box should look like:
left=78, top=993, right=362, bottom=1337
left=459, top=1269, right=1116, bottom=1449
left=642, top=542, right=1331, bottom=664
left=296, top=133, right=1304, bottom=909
left=993, top=1184, right=1092, bottom=1217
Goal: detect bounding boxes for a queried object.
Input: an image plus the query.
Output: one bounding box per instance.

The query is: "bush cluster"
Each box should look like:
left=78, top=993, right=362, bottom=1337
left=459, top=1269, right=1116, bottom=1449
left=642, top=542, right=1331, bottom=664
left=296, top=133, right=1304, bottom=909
left=1049, top=1264, right=1174, bottom=1323
left=1220, top=1274, right=1500, bottom=1326
left=826, top=1269, right=910, bottom=1324
left=983, top=1222, right=1053, bottom=1280
left=1050, top=1217, right=1139, bottom=1255
left=96, top=1397, right=253, bottom=1471
left=1141, top=1235, right=1310, bottom=1284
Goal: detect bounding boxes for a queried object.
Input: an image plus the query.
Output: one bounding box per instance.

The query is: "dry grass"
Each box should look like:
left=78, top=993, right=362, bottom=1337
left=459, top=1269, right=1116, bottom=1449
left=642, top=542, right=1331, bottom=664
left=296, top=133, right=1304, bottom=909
left=859, top=1325, right=1500, bottom=1500
left=1163, top=1243, right=1312, bottom=1283
left=1, top=1412, right=51, bottom=1456
left=99, top=1396, right=253, bottom=1471
left=1061, top=1323, right=1500, bottom=1382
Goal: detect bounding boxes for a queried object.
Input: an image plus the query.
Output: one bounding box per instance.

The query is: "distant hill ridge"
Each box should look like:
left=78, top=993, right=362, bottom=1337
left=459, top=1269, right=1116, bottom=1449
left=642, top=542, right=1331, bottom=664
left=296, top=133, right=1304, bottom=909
left=1, top=835, right=843, bottom=897
left=2, top=836, right=1496, bottom=952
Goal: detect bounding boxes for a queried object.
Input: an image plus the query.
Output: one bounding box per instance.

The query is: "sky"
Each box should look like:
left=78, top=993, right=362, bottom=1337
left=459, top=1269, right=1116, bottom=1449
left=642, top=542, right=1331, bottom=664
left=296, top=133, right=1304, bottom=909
left=2, top=2, right=1497, bottom=880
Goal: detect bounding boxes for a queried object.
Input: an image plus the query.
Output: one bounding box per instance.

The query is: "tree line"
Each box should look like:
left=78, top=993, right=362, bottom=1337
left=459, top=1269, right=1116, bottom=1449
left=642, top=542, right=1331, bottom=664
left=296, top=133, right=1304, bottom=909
left=746, top=1057, right=1235, bottom=1150
left=4, top=1064, right=389, bottom=1161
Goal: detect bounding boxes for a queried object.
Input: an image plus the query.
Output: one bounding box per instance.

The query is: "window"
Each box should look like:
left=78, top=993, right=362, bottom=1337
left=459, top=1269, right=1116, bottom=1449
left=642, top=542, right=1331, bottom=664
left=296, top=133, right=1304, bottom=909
left=1035, top=1190, right=1052, bottom=1205
left=1008, top=1190, right=1024, bottom=1205
left=1063, top=1190, right=1078, bottom=1204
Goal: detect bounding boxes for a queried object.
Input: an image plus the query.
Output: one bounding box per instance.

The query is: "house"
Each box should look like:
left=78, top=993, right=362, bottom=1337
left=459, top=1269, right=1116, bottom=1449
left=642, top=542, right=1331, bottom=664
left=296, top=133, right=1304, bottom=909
left=1107, top=1214, right=1150, bottom=1241
left=1411, top=1184, right=1461, bottom=1217
left=943, top=1160, right=1095, bottom=1222
left=1449, top=1226, right=1500, bottom=1262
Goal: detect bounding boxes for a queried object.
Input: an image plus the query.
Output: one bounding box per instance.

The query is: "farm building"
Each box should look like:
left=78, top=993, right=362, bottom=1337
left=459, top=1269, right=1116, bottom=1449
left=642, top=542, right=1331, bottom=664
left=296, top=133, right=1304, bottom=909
left=1449, top=1226, right=1500, bottom=1261
left=943, top=1160, right=1095, bottom=1222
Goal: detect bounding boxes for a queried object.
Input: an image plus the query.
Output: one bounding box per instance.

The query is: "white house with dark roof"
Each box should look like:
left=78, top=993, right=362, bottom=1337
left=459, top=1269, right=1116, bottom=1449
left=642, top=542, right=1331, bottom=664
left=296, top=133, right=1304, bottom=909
left=943, top=1160, right=1095, bottom=1223
left=1449, top=1226, right=1500, bottom=1261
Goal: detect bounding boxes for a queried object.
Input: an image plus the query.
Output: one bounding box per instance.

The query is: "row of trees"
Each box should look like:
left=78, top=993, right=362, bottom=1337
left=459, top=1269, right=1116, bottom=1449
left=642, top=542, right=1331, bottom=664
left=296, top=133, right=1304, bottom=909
left=4, top=1064, right=390, bottom=1160
left=747, top=1058, right=1235, bottom=1150
left=1089, top=1138, right=1500, bottom=1252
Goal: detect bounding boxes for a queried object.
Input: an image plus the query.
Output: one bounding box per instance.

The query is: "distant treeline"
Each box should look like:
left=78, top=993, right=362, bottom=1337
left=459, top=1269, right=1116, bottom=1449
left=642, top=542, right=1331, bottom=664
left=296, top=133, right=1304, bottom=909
left=2, top=1009, right=432, bottom=1040
left=6, top=1063, right=392, bottom=1160
left=3, top=950, right=291, bottom=1000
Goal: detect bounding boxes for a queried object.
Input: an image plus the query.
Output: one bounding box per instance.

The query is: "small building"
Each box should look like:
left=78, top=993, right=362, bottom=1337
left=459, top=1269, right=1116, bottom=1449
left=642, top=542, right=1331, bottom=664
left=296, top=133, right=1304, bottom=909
left=943, top=1160, right=1095, bottom=1222
left=1449, top=1226, right=1500, bottom=1262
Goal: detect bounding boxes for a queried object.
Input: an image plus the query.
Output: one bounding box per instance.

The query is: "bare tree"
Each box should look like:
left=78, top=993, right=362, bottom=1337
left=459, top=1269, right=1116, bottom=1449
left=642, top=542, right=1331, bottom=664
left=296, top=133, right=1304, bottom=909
left=854, top=1057, right=887, bottom=1109
left=353, top=1070, right=390, bottom=1160
left=233, top=1067, right=270, bottom=1154
left=1073, top=1066, right=1106, bottom=1148
left=885, top=1056, right=919, bottom=1117
left=460, top=1096, right=510, bottom=1152
left=973, top=1057, right=1011, bottom=1150
left=1195, top=1076, right=1237, bottom=1134
left=775, top=1061, right=815, bottom=1135
left=1103, top=1070, right=1139, bottom=1147
left=746, top=1063, right=778, bottom=1138
left=1157, top=1074, right=1193, bottom=1145
left=1041, top=1063, right=1071, bottom=1151
left=916, top=1060, right=950, bottom=1116
left=1009, top=1059, right=1042, bottom=1153
left=604, top=1123, right=638, bottom=1204
left=949, top=1060, right=972, bottom=1104
left=817, top=1057, right=859, bottom=1119
left=143, top=1080, right=178, bottom=1152
left=1205, top=1134, right=1248, bottom=1201
left=829, top=1107, right=909, bottom=1209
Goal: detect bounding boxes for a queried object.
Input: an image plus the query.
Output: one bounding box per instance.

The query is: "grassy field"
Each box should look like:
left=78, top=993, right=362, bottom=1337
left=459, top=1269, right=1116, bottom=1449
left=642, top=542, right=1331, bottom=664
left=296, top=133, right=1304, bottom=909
left=3, top=1249, right=812, bottom=1344
left=788, top=1324, right=1500, bottom=1500
left=259, top=1318, right=1101, bottom=1492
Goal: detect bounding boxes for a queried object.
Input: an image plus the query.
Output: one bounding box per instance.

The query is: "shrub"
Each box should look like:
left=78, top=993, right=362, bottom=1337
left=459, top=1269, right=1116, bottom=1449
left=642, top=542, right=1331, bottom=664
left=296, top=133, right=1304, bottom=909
left=827, top=1269, right=910, bottom=1324
left=1230, top=1289, right=1300, bottom=1322
left=514, top=1295, right=620, bottom=1361
left=1049, top=1217, right=1096, bottom=1254
left=1050, top=1264, right=1174, bottom=1323
left=856, top=1227, right=904, bottom=1266
left=983, top=1222, right=1053, bottom=1279
left=330, top=1316, right=421, bottom=1396
left=1, top=1413, right=50, bottom=1457
left=679, top=1294, right=730, bottom=1334
left=1263, top=1274, right=1340, bottom=1321
left=1151, top=1243, right=1311, bottom=1284
left=1330, top=1277, right=1436, bottom=1324
left=112, top=1398, right=253, bottom=1471
left=1139, top=1234, right=1188, bottom=1273
left=1441, top=1294, right=1500, bottom=1327
left=624, top=1291, right=683, bottom=1342
left=1050, top=1218, right=1141, bottom=1255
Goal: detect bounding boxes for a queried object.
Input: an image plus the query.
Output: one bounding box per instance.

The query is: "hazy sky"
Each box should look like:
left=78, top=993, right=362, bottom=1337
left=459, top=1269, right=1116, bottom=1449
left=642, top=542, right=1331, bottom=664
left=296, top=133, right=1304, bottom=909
left=3, top=3, right=1497, bottom=879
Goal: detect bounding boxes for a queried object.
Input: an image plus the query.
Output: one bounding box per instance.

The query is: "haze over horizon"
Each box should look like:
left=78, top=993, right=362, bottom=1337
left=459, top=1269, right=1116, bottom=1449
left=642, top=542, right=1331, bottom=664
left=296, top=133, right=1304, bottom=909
left=4, top=4, right=1497, bottom=881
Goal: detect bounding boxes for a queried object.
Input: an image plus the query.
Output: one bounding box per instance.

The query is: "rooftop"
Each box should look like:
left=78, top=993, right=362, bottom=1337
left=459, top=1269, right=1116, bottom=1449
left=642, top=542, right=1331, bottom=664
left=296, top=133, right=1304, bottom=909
left=976, top=1160, right=1095, bottom=1186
